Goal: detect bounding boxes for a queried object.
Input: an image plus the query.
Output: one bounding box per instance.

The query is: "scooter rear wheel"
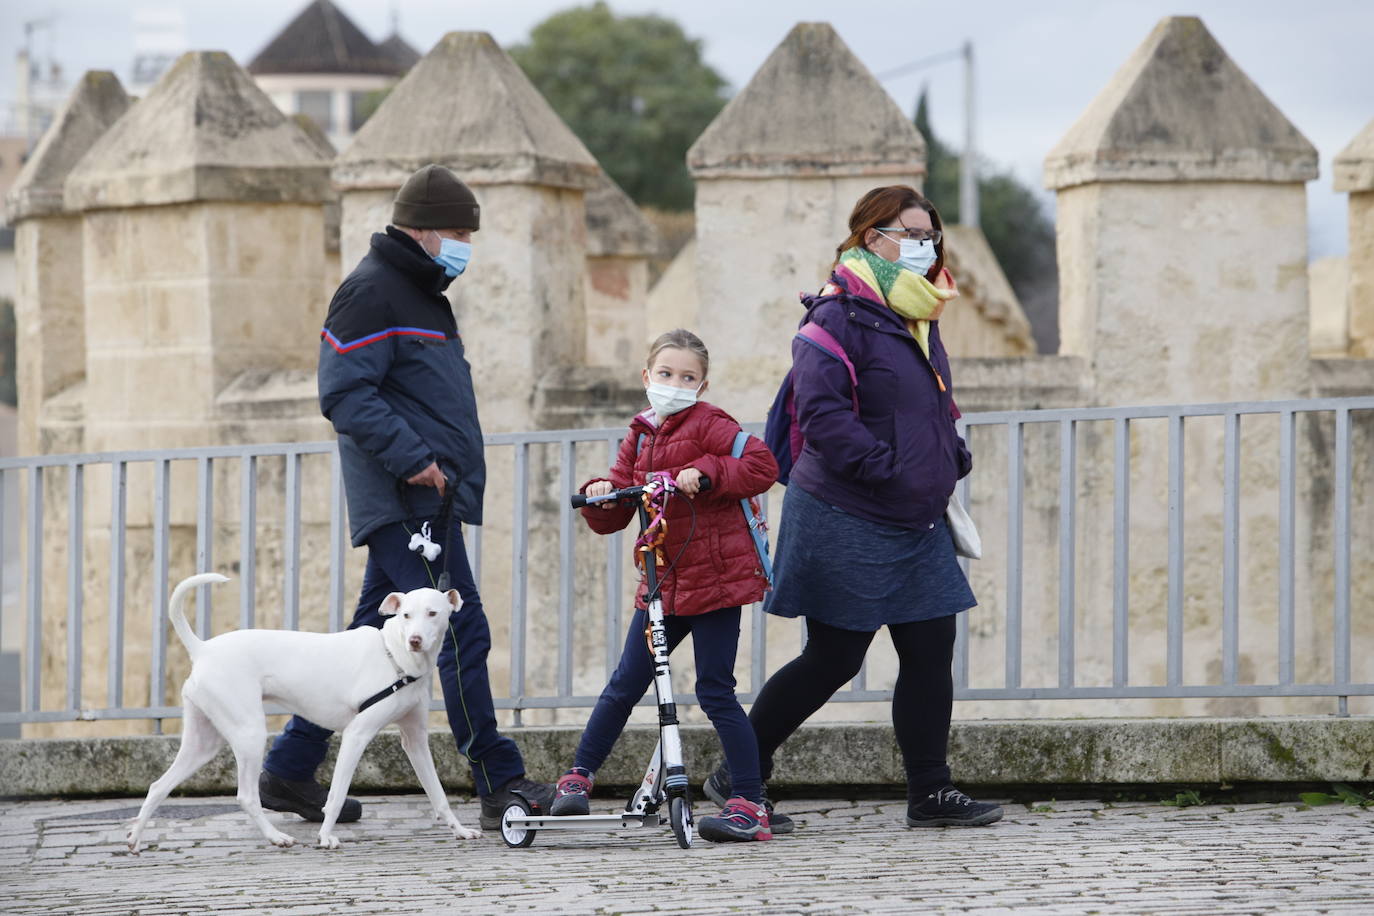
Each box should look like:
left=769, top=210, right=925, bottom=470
left=500, top=799, right=536, bottom=848
left=670, top=796, right=693, bottom=849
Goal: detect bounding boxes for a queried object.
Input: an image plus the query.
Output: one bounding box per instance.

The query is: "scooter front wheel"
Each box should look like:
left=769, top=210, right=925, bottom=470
left=670, top=796, right=693, bottom=849
left=500, top=799, right=536, bottom=848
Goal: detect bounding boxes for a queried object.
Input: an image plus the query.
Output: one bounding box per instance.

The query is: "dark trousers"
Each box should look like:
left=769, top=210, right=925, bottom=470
left=572, top=605, right=763, bottom=804
left=263, top=519, right=524, bottom=797
left=749, top=614, right=957, bottom=799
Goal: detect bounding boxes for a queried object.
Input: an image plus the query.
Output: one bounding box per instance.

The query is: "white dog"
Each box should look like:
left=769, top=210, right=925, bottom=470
left=127, top=572, right=482, bottom=852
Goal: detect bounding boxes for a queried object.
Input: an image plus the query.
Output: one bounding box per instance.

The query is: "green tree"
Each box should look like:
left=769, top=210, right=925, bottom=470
left=914, top=91, right=1059, bottom=352
left=510, top=2, right=728, bottom=211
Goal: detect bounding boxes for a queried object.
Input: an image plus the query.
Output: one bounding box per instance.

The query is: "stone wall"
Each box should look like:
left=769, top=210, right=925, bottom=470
left=4, top=17, right=1372, bottom=741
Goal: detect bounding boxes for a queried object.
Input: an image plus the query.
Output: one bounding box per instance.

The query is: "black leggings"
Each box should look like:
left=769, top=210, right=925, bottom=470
left=749, top=614, right=957, bottom=798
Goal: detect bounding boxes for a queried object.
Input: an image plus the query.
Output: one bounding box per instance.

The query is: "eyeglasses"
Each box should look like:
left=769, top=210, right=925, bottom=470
left=877, top=227, right=942, bottom=244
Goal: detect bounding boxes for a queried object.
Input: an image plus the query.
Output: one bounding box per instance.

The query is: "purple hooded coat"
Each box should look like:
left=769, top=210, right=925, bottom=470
left=786, top=269, right=972, bottom=530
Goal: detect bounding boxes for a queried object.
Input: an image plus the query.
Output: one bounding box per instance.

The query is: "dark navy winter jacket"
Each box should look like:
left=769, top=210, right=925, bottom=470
left=319, top=226, right=486, bottom=546
left=787, top=274, right=972, bottom=530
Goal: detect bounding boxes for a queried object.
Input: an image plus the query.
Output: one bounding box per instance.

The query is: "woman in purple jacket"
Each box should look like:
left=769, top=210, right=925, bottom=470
left=704, top=186, right=1002, bottom=829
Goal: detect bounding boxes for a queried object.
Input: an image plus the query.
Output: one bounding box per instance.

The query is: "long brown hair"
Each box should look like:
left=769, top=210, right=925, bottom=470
left=835, top=185, right=945, bottom=281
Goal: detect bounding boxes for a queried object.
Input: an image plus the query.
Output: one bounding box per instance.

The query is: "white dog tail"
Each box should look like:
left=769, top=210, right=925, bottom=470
left=168, top=573, right=230, bottom=657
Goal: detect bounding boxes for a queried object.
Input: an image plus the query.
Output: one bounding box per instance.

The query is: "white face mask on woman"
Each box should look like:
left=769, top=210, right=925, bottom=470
left=645, top=381, right=701, bottom=417
left=896, top=237, right=938, bottom=276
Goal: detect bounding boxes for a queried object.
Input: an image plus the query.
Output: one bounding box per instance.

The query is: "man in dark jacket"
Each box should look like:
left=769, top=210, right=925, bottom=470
left=259, top=164, right=553, bottom=830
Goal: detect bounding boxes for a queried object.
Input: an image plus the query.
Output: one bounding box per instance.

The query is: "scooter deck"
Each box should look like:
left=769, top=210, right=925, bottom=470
left=503, top=812, right=667, bottom=831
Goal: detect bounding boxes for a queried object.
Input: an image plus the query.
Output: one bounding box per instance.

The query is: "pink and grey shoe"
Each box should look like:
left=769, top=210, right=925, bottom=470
left=549, top=768, right=592, bottom=816
left=698, top=796, right=772, bottom=842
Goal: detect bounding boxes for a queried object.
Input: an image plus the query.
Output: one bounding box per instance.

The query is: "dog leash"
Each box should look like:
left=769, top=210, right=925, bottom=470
left=358, top=640, right=420, bottom=713
left=405, top=471, right=456, bottom=591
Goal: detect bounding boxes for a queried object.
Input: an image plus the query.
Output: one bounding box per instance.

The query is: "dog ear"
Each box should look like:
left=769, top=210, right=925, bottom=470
left=378, top=592, right=405, bottom=616
left=445, top=588, right=461, bottom=612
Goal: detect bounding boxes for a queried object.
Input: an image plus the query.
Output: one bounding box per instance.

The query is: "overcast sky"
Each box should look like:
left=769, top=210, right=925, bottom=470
left=2, top=0, right=1370, bottom=257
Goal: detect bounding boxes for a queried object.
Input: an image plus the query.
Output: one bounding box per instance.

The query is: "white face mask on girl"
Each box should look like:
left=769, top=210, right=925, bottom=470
left=646, top=381, right=702, bottom=417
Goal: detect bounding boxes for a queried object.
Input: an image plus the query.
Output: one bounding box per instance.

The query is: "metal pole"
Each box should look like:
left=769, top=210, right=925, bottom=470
left=959, top=40, right=979, bottom=228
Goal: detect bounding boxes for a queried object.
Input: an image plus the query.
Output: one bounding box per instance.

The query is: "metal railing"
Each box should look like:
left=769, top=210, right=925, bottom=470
left=0, top=396, right=1370, bottom=727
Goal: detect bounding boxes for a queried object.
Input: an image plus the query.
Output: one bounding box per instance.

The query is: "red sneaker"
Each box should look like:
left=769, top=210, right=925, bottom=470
left=698, top=796, right=772, bottom=842
left=549, top=768, right=592, bottom=816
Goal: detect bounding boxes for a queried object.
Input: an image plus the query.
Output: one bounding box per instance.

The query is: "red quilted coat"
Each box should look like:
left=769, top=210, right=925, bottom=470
left=580, top=402, right=779, bottom=616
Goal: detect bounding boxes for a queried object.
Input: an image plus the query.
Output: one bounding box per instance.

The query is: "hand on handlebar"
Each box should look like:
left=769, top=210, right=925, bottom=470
left=570, top=474, right=711, bottom=509
left=675, top=467, right=703, bottom=496
left=584, top=479, right=616, bottom=510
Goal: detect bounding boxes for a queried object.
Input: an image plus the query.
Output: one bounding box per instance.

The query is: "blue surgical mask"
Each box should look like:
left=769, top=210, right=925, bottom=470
left=429, top=232, right=471, bottom=277
left=896, top=237, right=937, bottom=276
left=645, top=381, right=701, bottom=418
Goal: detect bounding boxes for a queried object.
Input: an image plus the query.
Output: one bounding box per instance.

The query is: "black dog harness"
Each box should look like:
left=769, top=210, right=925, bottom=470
left=358, top=641, right=420, bottom=713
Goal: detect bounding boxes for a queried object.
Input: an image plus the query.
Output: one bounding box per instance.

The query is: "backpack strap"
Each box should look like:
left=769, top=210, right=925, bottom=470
left=795, top=322, right=859, bottom=414
left=731, top=431, right=774, bottom=587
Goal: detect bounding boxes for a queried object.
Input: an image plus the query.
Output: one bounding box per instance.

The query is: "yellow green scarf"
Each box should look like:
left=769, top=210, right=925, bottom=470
left=839, top=247, right=957, bottom=358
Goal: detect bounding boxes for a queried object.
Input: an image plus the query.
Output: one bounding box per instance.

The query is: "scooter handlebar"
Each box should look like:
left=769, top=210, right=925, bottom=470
left=570, top=475, right=711, bottom=509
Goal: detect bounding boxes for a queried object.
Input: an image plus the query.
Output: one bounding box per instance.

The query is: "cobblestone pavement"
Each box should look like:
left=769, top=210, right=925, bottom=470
left=1, top=793, right=1371, bottom=914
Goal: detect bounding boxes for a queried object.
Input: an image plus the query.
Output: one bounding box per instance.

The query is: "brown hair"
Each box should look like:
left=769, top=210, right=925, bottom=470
left=646, top=328, right=709, bottom=376
left=835, top=185, right=945, bottom=280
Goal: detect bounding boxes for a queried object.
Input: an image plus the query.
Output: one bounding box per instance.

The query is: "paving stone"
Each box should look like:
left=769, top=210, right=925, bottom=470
left=2, top=795, right=1372, bottom=913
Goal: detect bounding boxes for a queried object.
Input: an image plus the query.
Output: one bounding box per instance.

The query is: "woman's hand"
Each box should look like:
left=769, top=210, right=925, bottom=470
left=676, top=467, right=703, bottom=496
left=585, top=480, right=616, bottom=510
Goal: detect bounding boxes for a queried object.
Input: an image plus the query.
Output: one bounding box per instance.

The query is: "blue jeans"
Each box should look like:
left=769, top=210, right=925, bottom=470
left=263, top=519, right=525, bottom=797
left=572, top=605, right=762, bottom=804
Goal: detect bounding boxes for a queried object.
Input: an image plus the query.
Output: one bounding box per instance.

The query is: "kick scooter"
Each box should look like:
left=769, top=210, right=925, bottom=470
left=499, top=472, right=706, bottom=849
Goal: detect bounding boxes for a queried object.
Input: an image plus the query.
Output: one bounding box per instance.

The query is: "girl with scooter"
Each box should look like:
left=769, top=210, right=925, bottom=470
left=552, top=329, right=780, bottom=842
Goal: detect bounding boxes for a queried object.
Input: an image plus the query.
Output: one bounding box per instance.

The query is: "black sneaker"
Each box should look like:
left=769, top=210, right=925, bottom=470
left=905, top=786, right=1003, bottom=827
left=703, top=765, right=795, bottom=835
left=479, top=776, right=556, bottom=830
left=258, top=771, right=362, bottom=823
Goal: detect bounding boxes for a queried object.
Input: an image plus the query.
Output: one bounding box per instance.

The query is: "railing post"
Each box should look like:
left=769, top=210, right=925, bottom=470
left=604, top=438, right=622, bottom=681
left=509, top=442, right=529, bottom=726
left=1278, top=410, right=1295, bottom=685
left=108, top=461, right=127, bottom=709
left=239, top=455, right=257, bottom=631
left=1113, top=418, right=1131, bottom=687
left=1005, top=421, right=1024, bottom=689
left=151, top=459, right=170, bottom=727
left=953, top=462, right=971, bottom=694
left=1333, top=408, right=1351, bottom=696
left=283, top=451, right=301, bottom=631
left=1166, top=414, right=1185, bottom=687
left=66, top=464, right=84, bottom=713
left=328, top=448, right=346, bottom=632
left=1221, top=413, right=1240, bottom=686
left=557, top=439, right=575, bottom=699
left=195, top=456, right=214, bottom=639
left=23, top=465, right=45, bottom=714
left=1058, top=419, right=1076, bottom=689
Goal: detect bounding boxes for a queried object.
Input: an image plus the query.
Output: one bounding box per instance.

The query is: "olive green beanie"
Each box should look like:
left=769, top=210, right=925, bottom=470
left=392, top=164, right=480, bottom=230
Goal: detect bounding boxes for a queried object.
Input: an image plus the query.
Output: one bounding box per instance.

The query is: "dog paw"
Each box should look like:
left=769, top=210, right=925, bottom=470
left=317, top=833, right=341, bottom=850
left=450, top=822, right=482, bottom=840
left=268, top=830, right=295, bottom=848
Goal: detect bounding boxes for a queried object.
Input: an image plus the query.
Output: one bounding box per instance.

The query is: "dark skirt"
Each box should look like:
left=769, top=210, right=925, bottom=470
left=763, top=484, right=976, bottom=632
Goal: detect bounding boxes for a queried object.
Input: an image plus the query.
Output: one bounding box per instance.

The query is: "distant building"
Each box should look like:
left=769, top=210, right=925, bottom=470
left=247, top=0, right=418, bottom=150
left=128, top=7, right=188, bottom=95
